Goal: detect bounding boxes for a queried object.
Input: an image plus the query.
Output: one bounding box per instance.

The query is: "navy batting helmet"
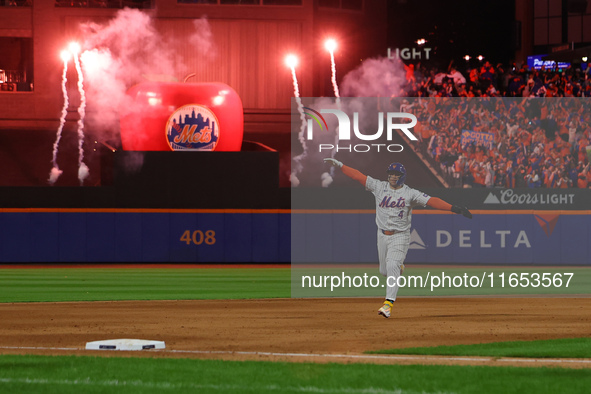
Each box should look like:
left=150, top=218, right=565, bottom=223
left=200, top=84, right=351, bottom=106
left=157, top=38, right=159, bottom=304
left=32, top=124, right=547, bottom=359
left=386, top=162, right=406, bottom=186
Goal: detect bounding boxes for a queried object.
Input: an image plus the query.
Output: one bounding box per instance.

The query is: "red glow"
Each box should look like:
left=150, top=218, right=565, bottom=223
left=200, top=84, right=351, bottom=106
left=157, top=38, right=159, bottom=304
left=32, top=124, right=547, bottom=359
left=68, top=42, right=81, bottom=55
left=80, top=49, right=114, bottom=78
left=324, top=39, right=337, bottom=53
left=60, top=50, right=70, bottom=63
left=285, top=54, right=298, bottom=68
left=80, top=50, right=100, bottom=72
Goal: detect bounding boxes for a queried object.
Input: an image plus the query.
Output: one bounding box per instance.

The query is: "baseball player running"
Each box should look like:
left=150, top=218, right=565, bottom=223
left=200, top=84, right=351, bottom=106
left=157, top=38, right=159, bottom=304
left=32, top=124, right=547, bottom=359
left=324, top=158, right=472, bottom=318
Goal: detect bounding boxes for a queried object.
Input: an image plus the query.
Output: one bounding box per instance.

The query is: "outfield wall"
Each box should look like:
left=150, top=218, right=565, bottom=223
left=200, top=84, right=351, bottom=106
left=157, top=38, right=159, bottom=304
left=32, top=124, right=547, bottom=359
left=292, top=211, right=591, bottom=265
left=0, top=209, right=290, bottom=263
left=0, top=209, right=589, bottom=264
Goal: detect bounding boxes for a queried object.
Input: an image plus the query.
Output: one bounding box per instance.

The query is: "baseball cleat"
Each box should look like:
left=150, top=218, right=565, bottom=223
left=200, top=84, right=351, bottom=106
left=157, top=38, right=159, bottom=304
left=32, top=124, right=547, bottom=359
left=378, top=300, right=393, bottom=318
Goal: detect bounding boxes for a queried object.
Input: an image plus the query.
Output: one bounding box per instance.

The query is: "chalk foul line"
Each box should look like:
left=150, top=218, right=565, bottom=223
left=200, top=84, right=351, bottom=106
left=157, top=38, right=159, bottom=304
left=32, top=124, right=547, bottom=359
left=0, top=346, right=590, bottom=365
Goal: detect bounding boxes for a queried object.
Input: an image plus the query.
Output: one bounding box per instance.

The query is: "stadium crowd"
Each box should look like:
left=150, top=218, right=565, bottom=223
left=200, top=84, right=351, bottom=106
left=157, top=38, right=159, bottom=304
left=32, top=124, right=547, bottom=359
left=396, top=60, right=591, bottom=188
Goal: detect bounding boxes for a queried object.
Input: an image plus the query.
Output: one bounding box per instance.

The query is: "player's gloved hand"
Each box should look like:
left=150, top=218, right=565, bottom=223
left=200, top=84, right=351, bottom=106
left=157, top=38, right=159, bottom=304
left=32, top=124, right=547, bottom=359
left=323, top=158, right=343, bottom=168
left=451, top=205, right=472, bottom=219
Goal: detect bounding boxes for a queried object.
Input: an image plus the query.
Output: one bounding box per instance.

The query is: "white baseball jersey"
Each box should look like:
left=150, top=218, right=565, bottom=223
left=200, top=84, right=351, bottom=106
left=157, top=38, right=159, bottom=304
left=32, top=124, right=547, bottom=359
left=365, top=176, right=431, bottom=232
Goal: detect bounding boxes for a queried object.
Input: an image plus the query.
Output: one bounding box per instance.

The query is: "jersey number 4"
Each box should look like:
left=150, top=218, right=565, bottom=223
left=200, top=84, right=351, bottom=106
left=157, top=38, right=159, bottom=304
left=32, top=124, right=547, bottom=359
left=398, top=211, right=404, bottom=219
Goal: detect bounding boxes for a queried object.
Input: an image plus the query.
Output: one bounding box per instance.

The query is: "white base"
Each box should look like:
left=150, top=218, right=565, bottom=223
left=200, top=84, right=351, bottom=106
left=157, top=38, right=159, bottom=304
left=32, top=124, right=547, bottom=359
left=85, top=339, right=165, bottom=351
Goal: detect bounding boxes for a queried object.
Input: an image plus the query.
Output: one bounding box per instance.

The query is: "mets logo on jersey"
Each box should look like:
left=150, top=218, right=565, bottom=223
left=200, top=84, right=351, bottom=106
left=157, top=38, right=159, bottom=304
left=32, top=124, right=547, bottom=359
left=166, top=104, right=220, bottom=151
left=379, top=196, right=406, bottom=208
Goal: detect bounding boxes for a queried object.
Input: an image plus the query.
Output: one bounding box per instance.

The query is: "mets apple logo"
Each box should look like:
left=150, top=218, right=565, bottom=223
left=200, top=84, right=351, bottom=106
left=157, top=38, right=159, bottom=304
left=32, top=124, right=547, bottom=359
left=166, top=104, right=220, bottom=151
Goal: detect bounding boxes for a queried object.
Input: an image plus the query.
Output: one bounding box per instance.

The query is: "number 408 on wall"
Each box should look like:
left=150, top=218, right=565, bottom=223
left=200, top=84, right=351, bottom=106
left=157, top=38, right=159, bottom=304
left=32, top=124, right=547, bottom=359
left=180, top=230, right=216, bottom=245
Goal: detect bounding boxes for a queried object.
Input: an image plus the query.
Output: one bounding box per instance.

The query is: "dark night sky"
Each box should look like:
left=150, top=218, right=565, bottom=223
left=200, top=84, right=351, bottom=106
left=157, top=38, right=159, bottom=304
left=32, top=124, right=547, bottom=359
left=387, top=0, right=516, bottom=68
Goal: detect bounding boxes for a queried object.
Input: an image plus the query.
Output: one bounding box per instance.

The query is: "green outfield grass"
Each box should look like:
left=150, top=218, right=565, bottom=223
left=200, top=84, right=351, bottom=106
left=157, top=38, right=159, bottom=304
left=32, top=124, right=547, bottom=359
left=292, top=266, right=591, bottom=297
left=1, top=266, right=590, bottom=394
left=0, top=268, right=291, bottom=302
left=369, top=337, right=591, bottom=358
left=2, top=266, right=589, bottom=302
left=0, top=354, right=590, bottom=394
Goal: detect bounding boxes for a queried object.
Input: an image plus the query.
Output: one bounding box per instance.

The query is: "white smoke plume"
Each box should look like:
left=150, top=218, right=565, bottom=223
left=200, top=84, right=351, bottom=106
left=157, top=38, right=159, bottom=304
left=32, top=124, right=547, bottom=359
left=320, top=172, right=333, bottom=187
left=48, top=166, right=63, bottom=185
left=340, top=57, right=407, bottom=98
left=77, top=9, right=215, bottom=143
left=48, top=56, right=69, bottom=185
left=72, top=50, right=88, bottom=185
left=80, top=9, right=177, bottom=85
left=190, top=17, right=217, bottom=59
left=78, top=162, right=90, bottom=184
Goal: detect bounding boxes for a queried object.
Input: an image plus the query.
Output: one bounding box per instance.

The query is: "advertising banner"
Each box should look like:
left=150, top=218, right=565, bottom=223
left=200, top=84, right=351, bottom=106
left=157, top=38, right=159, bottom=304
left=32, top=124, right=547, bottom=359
left=291, top=211, right=590, bottom=265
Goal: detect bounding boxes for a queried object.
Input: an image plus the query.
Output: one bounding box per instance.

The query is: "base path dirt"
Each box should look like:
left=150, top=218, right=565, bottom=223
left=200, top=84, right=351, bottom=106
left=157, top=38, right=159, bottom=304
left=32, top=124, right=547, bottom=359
left=1, top=298, right=590, bottom=368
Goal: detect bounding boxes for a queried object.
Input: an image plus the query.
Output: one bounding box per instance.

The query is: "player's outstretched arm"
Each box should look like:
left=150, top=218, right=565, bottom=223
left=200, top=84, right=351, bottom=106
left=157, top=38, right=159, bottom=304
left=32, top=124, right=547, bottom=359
left=323, top=158, right=367, bottom=186
left=427, top=197, right=472, bottom=219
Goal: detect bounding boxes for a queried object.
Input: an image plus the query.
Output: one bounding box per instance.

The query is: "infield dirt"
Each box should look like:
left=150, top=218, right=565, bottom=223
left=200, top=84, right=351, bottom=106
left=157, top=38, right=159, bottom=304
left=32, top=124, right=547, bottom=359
left=1, top=298, right=590, bottom=368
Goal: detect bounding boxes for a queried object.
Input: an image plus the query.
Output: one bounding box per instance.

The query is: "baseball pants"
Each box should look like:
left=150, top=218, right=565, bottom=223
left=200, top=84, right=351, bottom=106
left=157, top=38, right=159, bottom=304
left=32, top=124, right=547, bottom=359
left=377, top=229, right=410, bottom=301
